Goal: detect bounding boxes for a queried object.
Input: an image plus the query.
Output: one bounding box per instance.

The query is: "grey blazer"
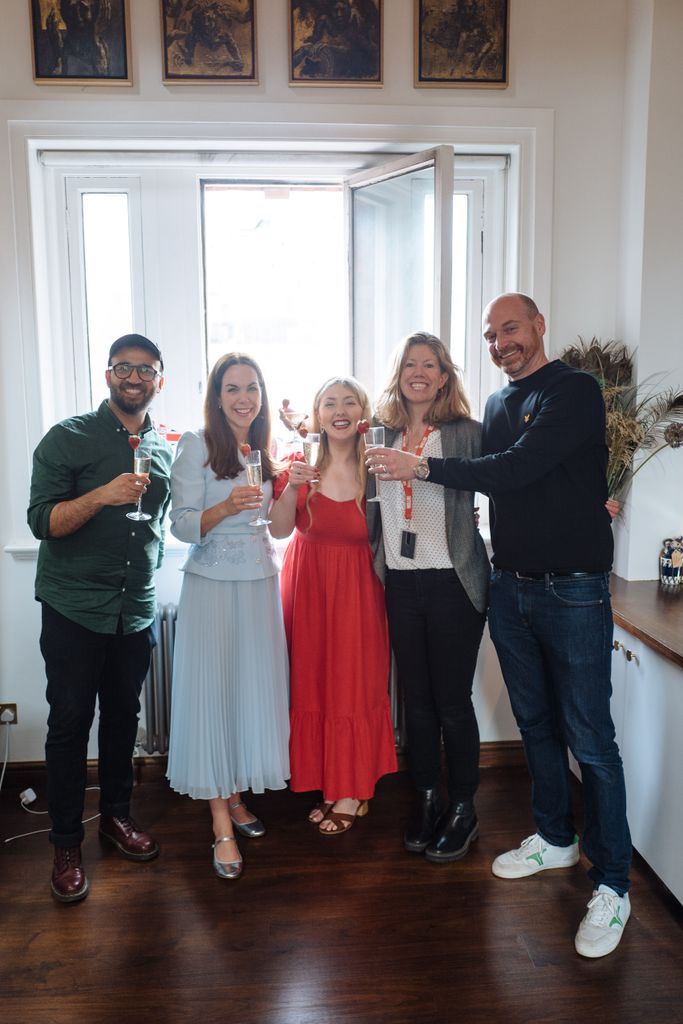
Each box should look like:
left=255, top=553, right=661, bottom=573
left=366, top=419, right=490, bottom=615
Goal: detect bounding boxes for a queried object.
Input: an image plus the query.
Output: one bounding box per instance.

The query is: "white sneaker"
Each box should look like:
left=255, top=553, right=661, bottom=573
left=491, top=832, right=580, bottom=878
left=575, top=885, right=631, bottom=958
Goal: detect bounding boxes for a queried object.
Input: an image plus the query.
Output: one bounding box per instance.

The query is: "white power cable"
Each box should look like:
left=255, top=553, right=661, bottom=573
left=3, top=786, right=101, bottom=844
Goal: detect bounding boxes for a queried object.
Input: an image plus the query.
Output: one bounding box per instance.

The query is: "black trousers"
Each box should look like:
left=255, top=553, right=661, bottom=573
left=385, top=569, right=485, bottom=803
left=40, top=602, right=154, bottom=847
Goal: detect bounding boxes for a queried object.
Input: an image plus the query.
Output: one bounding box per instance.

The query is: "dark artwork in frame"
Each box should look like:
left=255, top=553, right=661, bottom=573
left=30, top=0, right=132, bottom=85
left=289, top=0, right=382, bottom=87
left=415, top=0, right=508, bottom=89
left=160, top=0, right=257, bottom=84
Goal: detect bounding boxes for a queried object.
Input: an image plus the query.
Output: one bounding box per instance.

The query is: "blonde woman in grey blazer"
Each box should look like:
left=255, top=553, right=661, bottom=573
left=367, top=332, right=490, bottom=863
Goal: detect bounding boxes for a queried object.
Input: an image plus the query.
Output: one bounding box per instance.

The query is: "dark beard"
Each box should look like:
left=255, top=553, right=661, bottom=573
left=109, top=385, right=153, bottom=416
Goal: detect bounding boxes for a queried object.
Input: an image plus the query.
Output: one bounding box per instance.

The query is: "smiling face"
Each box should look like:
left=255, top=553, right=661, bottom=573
left=218, top=362, right=262, bottom=441
left=105, top=346, right=163, bottom=418
left=482, top=294, right=548, bottom=381
left=399, top=343, right=448, bottom=411
left=316, top=383, right=364, bottom=441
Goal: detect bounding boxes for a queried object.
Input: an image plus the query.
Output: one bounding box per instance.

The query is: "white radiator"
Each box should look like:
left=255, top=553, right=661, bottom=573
left=140, top=603, right=405, bottom=755
left=141, top=604, right=177, bottom=755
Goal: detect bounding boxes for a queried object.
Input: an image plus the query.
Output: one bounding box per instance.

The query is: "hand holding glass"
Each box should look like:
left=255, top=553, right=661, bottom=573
left=127, top=448, right=152, bottom=522
left=364, top=427, right=385, bottom=503
left=245, top=450, right=271, bottom=527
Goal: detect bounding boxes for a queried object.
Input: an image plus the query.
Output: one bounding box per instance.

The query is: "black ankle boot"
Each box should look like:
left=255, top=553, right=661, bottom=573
left=403, top=788, right=444, bottom=854
left=425, top=800, right=478, bottom=863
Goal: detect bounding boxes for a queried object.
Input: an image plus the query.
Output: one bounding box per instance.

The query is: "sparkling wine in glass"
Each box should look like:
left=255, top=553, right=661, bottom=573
left=302, top=432, right=321, bottom=478
left=245, top=450, right=271, bottom=527
left=364, top=426, right=384, bottom=503
left=127, top=447, right=152, bottom=522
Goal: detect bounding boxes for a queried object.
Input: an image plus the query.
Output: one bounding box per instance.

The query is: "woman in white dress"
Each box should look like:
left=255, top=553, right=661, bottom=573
left=167, top=353, right=290, bottom=879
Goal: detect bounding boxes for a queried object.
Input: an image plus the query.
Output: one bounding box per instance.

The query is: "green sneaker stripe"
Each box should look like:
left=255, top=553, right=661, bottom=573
left=609, top=912, right=623, bottom=928
left=528, top=851, right=544, bottom=866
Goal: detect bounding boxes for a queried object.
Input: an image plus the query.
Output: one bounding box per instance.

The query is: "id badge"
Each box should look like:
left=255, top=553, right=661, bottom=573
left=400, top=530, right=417, bottom=559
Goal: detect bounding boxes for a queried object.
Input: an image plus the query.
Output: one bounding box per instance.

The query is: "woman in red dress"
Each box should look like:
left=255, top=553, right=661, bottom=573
left=270, top=377, right=397, bottom=834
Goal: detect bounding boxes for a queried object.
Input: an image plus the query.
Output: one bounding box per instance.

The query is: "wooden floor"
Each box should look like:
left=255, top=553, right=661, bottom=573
left=1, top=763, right=682, bottom=1024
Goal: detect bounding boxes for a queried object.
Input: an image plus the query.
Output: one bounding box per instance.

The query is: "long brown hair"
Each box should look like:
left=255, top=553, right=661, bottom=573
left=303, top=376, right=372, bottom=528
left=375, top=331, right=471, bottom=429
left=203, top=352, right=277, bottom=480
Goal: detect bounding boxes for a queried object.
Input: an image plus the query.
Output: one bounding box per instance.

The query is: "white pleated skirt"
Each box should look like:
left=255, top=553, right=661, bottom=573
left=166, top=571, right=290, bottom=800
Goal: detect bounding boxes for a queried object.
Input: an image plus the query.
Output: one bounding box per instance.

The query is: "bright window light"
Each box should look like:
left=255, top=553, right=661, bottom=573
left=203, top=184, right=348, bottom=439
left=82, top=192, right=134, bottom=406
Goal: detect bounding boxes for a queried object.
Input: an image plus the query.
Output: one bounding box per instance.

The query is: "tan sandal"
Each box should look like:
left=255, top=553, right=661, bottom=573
left=319, top=800, right=369, bottom=836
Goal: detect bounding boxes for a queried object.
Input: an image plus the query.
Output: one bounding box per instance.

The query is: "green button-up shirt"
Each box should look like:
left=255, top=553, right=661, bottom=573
left=27, top=401, right=172, bottom=634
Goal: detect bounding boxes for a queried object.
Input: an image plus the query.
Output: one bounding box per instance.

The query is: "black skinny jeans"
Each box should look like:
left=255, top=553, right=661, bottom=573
left=385, top=569, right=485, bottom=803
left=40, top=602, right=154, bottom=847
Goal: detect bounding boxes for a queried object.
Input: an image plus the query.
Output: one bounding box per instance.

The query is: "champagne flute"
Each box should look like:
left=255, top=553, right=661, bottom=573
left=302, top=432, right=321, bottom=483
left=245, top=450, right=271, bottom=527
left=364, top=426, right=385, bottom=503
left=127, top=446, right=152, bottom=522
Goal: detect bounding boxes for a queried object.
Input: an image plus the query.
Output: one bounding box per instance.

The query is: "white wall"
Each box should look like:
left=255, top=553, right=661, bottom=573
left=613, top=0, right=683, bottom=579
left=2, top=0, right=679, bottom=761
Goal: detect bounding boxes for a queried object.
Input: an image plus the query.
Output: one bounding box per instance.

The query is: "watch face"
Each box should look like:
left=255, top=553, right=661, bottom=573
left=415, top=459, right=429, bottom=480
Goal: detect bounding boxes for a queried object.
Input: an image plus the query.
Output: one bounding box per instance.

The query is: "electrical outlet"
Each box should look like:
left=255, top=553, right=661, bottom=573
left=0, top=703, right=18, bottom=724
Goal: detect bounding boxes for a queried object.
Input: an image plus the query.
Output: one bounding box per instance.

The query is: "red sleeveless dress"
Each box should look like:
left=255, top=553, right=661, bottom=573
left=277, top=479, right=397, bottom=800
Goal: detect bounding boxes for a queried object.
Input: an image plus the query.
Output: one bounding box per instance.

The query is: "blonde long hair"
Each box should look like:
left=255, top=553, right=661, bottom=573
left=375, top=331, right=471, bottom=429
left=302, top=376, right=372, bottom=529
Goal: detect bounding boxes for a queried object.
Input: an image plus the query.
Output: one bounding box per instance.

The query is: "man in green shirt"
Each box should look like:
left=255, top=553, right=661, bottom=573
left=27, top=334, right=172, bottom=903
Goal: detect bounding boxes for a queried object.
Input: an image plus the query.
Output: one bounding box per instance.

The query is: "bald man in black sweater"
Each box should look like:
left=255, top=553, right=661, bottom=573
left=369, top=294, right=631, bottom=959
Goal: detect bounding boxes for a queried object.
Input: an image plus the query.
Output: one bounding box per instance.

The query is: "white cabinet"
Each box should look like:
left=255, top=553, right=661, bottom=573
left=612, top=625, right=683, bottom=904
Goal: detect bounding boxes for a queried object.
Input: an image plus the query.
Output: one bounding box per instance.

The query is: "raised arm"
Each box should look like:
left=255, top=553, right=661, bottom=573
left=269, top=456, right=317, bottom=539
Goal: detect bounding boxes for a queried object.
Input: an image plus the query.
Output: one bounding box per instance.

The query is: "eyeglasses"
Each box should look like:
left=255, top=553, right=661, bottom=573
left=109, top=362, right=161, bottom=382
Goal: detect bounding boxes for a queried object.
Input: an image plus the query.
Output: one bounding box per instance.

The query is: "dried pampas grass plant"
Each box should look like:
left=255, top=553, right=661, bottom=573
left=560, top=337, right=683, bottom=499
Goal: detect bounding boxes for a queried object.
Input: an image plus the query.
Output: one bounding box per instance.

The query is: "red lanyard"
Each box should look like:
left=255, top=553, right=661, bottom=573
left=401, top=426, right=434, bottom=521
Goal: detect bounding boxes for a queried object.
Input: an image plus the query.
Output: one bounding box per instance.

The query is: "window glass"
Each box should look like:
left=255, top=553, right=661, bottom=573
left=203, top=183, right=348, bottom=437
left=81, top=192, right=134, bottom=407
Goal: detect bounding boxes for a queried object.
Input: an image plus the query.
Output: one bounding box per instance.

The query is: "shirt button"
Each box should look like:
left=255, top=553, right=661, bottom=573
left=256, top=558, right=261, bottom=565
left=126, top=560, right=131, bottom=566
left=122, top=587, right=126, bottom=592
left=131, top=531, right=135, bottom=536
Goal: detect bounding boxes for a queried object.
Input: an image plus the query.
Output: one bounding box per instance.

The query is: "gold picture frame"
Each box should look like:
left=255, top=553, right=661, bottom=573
left=30, top=0, right=132, bottom=86
left=289, top=0, right=382, bottom=88
left=161, top=0, right=258, bottom=85
left=415, top=0, right=508, bottom=89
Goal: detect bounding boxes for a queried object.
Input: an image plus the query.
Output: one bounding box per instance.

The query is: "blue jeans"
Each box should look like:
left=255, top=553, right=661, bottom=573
left=488, top=570, right=631, bottom=895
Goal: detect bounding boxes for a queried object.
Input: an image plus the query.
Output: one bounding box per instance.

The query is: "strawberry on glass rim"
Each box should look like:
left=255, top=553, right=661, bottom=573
left=128, top=434, right=141, bottom=451
left=357, top=420, right=370, bottom=435
left=239, top=443, right=252, bottom=456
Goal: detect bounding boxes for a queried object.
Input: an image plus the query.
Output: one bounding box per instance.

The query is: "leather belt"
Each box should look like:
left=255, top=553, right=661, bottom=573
left=502, top=569, right=594, bottom=581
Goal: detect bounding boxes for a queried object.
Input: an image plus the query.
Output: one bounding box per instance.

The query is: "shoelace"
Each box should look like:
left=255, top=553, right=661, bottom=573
left=515, top=834, right=541, bottom=856
left=585, top=892, right=619, bottom=926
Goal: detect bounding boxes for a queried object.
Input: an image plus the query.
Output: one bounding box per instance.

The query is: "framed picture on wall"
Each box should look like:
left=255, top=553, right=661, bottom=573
left=289, top=0, right=382, bottom=87
left=160, top=0, right=257, bottom=84
left=29, top=0, right=132, bottom=85
left=415, top=0, right=509, bottom=89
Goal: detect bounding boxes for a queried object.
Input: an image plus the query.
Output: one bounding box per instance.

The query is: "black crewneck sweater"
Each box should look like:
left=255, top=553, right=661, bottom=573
left=427, top=360, right=614, bottom=572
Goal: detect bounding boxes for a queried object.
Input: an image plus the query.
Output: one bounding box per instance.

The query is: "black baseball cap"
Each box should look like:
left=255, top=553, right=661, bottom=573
left=108, top=334, right=164, bottom=371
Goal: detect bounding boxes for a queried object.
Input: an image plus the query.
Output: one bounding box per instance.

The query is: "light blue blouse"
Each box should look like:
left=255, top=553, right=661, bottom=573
left=170, top=430, right=278, bottom=582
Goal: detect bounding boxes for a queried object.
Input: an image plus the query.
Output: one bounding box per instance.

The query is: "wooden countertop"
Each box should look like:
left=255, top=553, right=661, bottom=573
left=610, top=574, right=683, bottom=669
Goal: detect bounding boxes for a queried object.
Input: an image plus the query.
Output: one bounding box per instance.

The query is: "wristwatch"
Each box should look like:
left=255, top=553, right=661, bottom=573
left=414, top=457, right=430, bottom=481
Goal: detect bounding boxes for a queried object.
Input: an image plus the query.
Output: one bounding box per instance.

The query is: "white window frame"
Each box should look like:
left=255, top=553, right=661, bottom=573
left=64, top=176, right=146, bottom=409
left=43, top=149, right=510, bottom=433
